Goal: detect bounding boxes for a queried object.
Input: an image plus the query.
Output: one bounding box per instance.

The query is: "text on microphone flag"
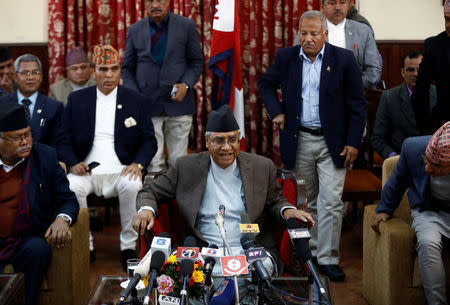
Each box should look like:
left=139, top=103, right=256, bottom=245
left=244, top=247, right=268, bottom=264
left=239, top=223, right=260, bottom=233
left=288, top=228, right=311, bottom=239
left=220, top=255, right=248, bottom=276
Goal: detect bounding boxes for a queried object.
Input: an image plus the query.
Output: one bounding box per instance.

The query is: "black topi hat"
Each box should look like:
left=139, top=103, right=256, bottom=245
left=0, top=47, right=12, bottom=63
left=0, top=103, right=29, bottom=132
left=206, top=105, right=240, bottom=132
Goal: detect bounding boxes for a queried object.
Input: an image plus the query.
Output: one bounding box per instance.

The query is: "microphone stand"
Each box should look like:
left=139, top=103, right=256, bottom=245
left=130, top=287, right=140, bottom=305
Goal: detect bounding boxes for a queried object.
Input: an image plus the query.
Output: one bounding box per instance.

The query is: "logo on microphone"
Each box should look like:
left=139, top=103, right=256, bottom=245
left=176, top=247, right=200, bottom=260
left=239, top=223, right=260, bottom=233
left=156, top=238, right=168, bottom=245
left=288, top=228, right=311, bottom=239
left=244, top=247, right=268, bottom=263
left=221, top=255, right=248, bottom=276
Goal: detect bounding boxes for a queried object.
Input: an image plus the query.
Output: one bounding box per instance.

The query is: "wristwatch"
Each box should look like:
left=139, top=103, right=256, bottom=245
left=58, top=215, right=70, bottom=225
left=183, top=83, right=189, bottom=90
left=136, top=163, right=144, bottom=171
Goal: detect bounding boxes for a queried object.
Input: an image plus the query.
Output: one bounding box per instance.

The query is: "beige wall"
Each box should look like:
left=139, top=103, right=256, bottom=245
left=0, top=0, right=48, bottom=44
left=0, top=0, right=445, bottom=43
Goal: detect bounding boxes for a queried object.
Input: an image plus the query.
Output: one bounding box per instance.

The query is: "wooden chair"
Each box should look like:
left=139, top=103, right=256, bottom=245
left=363, top=156, right=450, bottom=305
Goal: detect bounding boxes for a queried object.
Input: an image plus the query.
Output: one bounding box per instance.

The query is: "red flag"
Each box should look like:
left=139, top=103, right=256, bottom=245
left=209, top=0, right=245, bottom=147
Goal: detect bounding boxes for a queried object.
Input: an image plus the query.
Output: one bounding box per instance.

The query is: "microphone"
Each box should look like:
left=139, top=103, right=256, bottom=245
left=142, top=251, right=166, bottom=305
left=240, top=236, right=271, bottom=285
left=180, top=259, right=194, bottom=305
left=176, top=236, right=200, bottom=261
left=150, top=231, right=171, bottom=261
left=215, top=210, right=232, bottom=256
left=209, top=279, right=235, bottom=305
left=202, top=244, right=219, bottom=287
left=285, top=217, right=329, bottom=303
left=219, top=204, right=226, bottom=217
left=159, top=294, right=181, bottom=305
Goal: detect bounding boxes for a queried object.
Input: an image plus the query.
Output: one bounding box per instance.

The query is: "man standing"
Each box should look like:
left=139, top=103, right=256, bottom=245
left=412, top=0, right=450, bottom=134
left=259, top=11, right=366, bottom=281
left=0, top=54, right=63, bottom=147
left=0, top=47, right=14, bottom=97
left=133, top=105, right=314, bottom=275
left=122, top=0, right=204, bottom=172
left=0, top=103, right=79, bottom=305
left=58, top=45, right=157, bottom=269
left=49, top=46, right=96, bottom=105
left=372, top=51, right=437, bottom=159
left=372, top=122, right=450, bottom=305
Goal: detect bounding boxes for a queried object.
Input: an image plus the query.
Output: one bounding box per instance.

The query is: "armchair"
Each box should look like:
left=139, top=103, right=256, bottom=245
left=362, top=156, right=450, bottom=305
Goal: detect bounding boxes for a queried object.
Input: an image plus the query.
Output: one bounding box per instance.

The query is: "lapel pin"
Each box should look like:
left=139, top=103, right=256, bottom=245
left=117, top=104, right=122, bottom=109
left=327, top=66, right=331, bottom=72
left=349, top=32, right=352, bottom=36
left=37, top=109, right=42, bottom=114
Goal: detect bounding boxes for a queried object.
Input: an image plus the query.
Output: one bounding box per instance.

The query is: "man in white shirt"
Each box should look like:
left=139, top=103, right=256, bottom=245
left=58, top=45, right=157, bottom=270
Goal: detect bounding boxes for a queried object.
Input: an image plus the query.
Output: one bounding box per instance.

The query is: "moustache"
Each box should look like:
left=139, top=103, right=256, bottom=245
left=17, top=145, right=31, bottom=153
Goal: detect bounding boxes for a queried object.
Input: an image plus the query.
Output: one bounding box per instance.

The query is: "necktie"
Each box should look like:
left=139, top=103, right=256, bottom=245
left=22, top=99, right=32, bottom=122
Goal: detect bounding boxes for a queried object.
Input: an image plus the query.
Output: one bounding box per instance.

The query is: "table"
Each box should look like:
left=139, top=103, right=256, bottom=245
left=0, top=273, right=25, bottom=305
left=87, top=275, right=333, bottom=305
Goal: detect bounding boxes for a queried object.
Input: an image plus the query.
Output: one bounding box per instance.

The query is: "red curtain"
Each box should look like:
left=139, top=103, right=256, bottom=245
left=48, top=0, right=320, bottom=165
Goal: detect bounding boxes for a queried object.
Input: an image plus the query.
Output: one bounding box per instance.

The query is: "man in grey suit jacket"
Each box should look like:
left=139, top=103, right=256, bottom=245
left=295, top=0, right=381, bottom=88
left=49, top=47, right=96, bottom=105
left=372, top=51, right=437, bottom=159
left=122, top=0, right=204, bottom=173
left=132, top=105, right=314, bottom=274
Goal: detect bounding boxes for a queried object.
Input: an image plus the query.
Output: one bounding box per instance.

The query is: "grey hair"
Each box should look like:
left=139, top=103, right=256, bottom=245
left=14, top=54, right=42, bottom=72
left=299, top=10, right=328, bottom=34
left=205, top=130, right=240, bottom=138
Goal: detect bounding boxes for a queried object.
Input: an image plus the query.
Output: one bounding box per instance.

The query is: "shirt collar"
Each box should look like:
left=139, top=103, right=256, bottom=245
left=0, top=156, right=25, bottom=172
left=210, top=156, right=239, bottom=176
left=17, top=90, right=38, bottom=105
left=96, top=86, right=118, bottom=99
left=406, top=84, right=414, bottom=97
left=327, top=18, right=346, bottom=30
left=299, top=43, right=326, bottom=63
left=150, top=12, right=170, bottom=27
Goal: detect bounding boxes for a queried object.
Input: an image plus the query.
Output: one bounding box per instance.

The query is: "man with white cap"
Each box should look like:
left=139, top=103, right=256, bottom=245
left=372, top=121, right=450, bottom=305
left=58, top=45, right=157, bottom=270
left=49, top=46, right=96, bottom=105
left=412, top=0, right=450, bottom=135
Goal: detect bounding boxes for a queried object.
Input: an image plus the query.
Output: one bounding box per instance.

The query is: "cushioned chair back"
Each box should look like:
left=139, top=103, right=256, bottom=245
left=382, top=156, right=412, bottom=224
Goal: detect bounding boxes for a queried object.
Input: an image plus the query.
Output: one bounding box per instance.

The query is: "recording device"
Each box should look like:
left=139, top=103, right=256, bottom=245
left=142, top=251, right=166, bottom=305
left=87, top=161, right=100, bottom=172
left=202, top=244, right=219, bottom=287
left=176, top=236, right=200, bottom=261
left=240, top=236, right=271, bottom=285
left=171, top=86, right=178, bottom=98
left=180, top=258, right=195, bottom=305
left=285, top=217, right=329, bottom=303
left=150, top=231, right=172, bottom=261
left=209, top=279, right=235, bottom=305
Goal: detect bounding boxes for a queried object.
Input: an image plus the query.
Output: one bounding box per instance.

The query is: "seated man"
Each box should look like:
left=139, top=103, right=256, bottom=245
left=371, top=51, right=437, bottom=159
left=371, top=121, right=450, bottom=305
left=0, top=47, right=14, bottom=97
left=0, top=54, right=63, bottom=147
left=0, top=103, right=79, bottom=305
left=58, top=45, right=157, bottom=269
left=50, top=46, right=96, bottom=106
left=133, top=105, right=314, bottom=275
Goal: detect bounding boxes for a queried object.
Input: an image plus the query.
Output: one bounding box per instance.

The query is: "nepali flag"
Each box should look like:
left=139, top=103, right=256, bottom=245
left=209, top=0, right=246, bottom=144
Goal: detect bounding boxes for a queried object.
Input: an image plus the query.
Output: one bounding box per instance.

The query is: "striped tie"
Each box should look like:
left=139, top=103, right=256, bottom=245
left=22, top=99, right=32, bottom=122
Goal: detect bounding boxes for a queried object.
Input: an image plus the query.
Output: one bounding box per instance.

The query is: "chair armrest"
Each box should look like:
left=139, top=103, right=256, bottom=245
left=277, top=168, right=307, bottom=210
left=363, top=204, right=416, bottom=305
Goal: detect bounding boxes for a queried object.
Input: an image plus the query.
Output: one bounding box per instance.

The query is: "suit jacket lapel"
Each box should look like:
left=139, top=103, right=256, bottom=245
left=290, top=46, right=303, bottom=113
left=114, top=87, right=123, bottom=139
left=319, top=43, right=332, bottom=99
left=88, top=87, right=97, bottom=140
left=30, top=94, right=46, bottom=140
left=238, top=153, right=257, bottom=221
left=399, top=83, right=416, bottom=126
left=162, top=12, right=175, bottom=64
left=143, top=17, right=154, bottom=62
left=344, top=21, right=355, bottom=52
left=187, top=153, right=210, bottom=230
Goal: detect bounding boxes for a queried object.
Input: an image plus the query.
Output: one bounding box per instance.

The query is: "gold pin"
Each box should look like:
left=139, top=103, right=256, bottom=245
left=37, top=109, right=42, bottom=114
left=327, top=66, right=331, bottom=72
left=117, top=104, right=122, bottom=109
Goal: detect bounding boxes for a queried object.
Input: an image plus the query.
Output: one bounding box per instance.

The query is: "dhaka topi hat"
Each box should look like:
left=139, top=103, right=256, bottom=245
left=425, top=121, right=450, bottom=165
left=66, top=46, right=89, bottom=67
left=206, top=105, right=240, bottom=132
left=0, top=103, right=28, bottom=132
left=92, top=45, right=119, bottom=66
left=0, top=47, right=12, bottom=63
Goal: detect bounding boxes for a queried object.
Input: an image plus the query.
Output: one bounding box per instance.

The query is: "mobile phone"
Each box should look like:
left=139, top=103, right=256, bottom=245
left=87, top=161, right=100, bottom=172
left=171, top=86, right=178, bottom=98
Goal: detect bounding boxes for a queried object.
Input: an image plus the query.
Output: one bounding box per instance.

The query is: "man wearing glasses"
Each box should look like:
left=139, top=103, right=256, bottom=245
left=372, top=121, right=450, bottom=305
left=49, top=46, right=96, bottom=106
left=0, top=103, right=79, bottom=305
left=0, top=47, right=14, bottom=97
left=0, top=54, right=64, bottom=147
left=133, top=105, right=314, bottom=277
left=371, top=51, right=437, bottom=160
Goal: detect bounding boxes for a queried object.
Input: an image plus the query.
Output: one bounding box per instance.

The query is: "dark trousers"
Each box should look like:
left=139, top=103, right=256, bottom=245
left=9, top=236, right=52, bottom=305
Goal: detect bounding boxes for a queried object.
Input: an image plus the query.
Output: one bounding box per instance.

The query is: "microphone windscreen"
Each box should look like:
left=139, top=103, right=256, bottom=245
left=158, top=232, right=171, bottom=238
left=286, top=218, right=312, bottom=261
left=150, top=251, right=166, bottom=270
left=180, top=259, right=194, bottom=277
left=210, top=279, right=235, bottom=305
left=183, top=236, right=197, bottom=247
left=209, top=244, right=219, bottom=249
left=286, top=217, right=299, bottom=229
left=240, top=213, right=250, bottom=224
left=240, top=236, right=254, bottom=250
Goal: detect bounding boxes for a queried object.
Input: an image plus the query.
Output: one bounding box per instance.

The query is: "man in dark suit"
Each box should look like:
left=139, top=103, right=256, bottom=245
left=372, top=51, right=437, bottom=159
left=0, top=103, right=79, bottom=305
left=122, top=0, right=204, bottom=172
left=58, top=46, right=157, bottom=269
left=133, top=105, right=314, bottom=276
left=0, top=54, right=63, bottom=147
left=412, top=0, right=450, bottom=134
left=372, top=122, right=450, bottom=305
left=258, top=10, right=366, bottom=281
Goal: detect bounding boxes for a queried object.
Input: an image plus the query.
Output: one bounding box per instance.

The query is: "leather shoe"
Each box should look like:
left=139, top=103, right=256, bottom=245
left=121, top=249, right=138, bottom=272
left=317, top=264, right=345, bottom=282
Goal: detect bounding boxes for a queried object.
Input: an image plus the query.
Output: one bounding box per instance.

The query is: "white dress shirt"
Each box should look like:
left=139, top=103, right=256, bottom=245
left=327, top=19, right=346, bottom=49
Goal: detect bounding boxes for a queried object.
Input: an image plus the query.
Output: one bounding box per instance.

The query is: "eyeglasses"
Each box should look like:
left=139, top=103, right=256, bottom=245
left=1, top=131, right=32, bottom=144
left=17, top=70, right=41, bottom=77
left=209, top=136, right=239, bottom=146
left=405, top=67, right=420, bottom=73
